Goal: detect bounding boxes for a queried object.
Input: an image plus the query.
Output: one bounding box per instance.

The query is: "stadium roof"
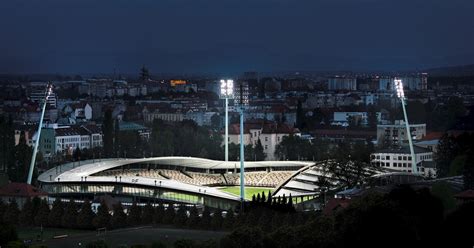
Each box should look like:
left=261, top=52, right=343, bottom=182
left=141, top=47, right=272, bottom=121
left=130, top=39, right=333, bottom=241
left=38, top=157, right=314, bottom=202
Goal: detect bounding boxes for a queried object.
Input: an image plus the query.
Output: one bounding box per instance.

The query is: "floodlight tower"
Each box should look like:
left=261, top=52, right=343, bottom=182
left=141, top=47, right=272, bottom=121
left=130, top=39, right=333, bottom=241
left=238, top=82, right=246, bottom=203
left=220, top=79, right=234, bottom=162
left=394, top=79, right=418, bottom=175
left=27, top=83, right=53, bottom=185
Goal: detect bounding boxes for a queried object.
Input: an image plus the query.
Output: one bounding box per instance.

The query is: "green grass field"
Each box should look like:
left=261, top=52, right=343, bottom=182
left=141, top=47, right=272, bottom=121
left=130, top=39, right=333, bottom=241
left=219, top=186, right=273, bottom=200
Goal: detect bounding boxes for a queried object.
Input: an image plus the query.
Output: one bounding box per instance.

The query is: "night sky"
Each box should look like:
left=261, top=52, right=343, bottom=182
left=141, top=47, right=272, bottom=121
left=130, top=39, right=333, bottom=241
left=1, top=0, right=473, bottom=74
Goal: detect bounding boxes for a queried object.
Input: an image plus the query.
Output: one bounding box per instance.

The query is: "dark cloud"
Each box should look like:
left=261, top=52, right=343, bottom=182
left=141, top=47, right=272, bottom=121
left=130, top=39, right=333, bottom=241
left=0, top=0, right=473, bottom=74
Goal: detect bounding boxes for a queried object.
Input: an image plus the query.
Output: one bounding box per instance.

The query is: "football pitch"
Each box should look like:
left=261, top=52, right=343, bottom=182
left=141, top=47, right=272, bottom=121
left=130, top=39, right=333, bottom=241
left=219, top=186, right=273, bottom=200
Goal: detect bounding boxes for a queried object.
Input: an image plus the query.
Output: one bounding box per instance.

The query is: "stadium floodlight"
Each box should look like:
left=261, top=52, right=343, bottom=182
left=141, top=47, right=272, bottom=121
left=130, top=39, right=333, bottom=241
left=220, top=79, right=234, bottom=98
left=394, top=79, right=418, bottom=175
left=27, top=83, right=53, bottom=184
left=220, top=79, right=234, bottom=163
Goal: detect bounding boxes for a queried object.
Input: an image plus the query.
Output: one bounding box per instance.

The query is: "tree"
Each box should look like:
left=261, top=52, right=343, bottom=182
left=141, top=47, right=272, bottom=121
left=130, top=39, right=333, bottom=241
left=186, top=205, right=200, bottom=228
left=463, top=151, right=474, bottom=189
left=111, top=203, right=127, bottom=229
left=10, top=131, right=32, bottom=182
left=162, top=204, right=175, bottom=224
left=211, top=208, right=223, bottom=230
left=19, top=198, right=34, bottom=226
left=431, top=182, right=457, bottom=212
left=93, top=201, right=111, bottom=229
left=200, top=207, right=211, bottom=229
left=254, top=139, right=266, bottom=161
left=442, top=202, right=474, bottom=247
left=449, top=155, right=467, bottom=176
left=211, top=114, right=221, bottom=129
left=61, top=199, right=77, bottom=228
left=3, top=200, right=19, bottom=225
left=173, top=205, right=187, bottom=227
left=222, top=208, right=235, bottom=230
left=103, top=109, right=114, bottom=157
left=220, top=227, right=264, bottom=248
left=0, top=224, right=18, bottom=248
left=34, top=199, right=50, bottom=227
left=406, top=100, right=427, bottom=124
left=0, top=115, right=15, bottom=174
left=73, top=147, right=82, bottom=162
left=275, top=135, right=312, bottom=161
left=367, top=104, right=378, bottom=128
left=296, top=100, right=305, bottom=129
left=77, top=200, right=95, bottom=229
left=141, top=203, right=154, bottom=225
left=127, top=202, right=142, bottom=226
left=153, top=204, right=165, bottom=224
left=48, top=198, right=64, bottom=227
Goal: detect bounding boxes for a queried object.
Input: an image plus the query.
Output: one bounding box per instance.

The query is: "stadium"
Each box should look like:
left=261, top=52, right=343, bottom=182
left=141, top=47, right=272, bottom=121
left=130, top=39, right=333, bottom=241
left=38, top=157, right=387, bottom=209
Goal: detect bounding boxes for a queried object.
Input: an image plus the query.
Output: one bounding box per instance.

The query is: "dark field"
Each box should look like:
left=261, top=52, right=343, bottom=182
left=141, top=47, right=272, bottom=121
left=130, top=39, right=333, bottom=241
left=36, top=226, right=227, bottom=248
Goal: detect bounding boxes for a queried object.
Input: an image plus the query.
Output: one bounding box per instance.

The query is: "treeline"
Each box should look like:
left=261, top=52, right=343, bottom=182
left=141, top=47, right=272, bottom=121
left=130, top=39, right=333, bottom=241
left=221, top=186, right=474, bottom=248
left=149, top=119, right=223, bottom=160
left=0, top=198, right=232, bottom=231
left=102, top=114, right=226, bottom=160
left=436, top=132, right=474, bottom=189
left=275, top=134, right=374, bottom=163
left=0, top=192, right=300, bottom=246
left=0, top=115, right=38, bottom=183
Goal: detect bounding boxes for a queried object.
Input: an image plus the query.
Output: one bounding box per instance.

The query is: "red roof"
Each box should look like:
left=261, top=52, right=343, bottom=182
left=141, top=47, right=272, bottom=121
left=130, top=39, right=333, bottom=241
left=227, top=121, right=298, bottom=135
left=420, top=132, right=444, bottom=141
left=0, top=182, right=47, bottom=197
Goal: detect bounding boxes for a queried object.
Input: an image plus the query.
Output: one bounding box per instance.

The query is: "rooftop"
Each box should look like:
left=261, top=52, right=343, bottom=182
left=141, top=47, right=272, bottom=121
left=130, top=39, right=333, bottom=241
left=374, top=145, right=432, bottom=154
left=0, top=182, right=47, bottom=197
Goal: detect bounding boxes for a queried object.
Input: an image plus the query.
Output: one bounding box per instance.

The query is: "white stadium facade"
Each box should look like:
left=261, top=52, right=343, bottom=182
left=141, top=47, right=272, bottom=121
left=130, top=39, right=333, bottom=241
left=38, top=157, right=389, bottom=209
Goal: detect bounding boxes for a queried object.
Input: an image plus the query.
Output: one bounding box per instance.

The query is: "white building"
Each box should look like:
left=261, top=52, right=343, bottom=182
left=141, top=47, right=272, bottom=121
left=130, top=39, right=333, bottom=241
left=332, top=112, right=382, bottom=127
left=370, top=146, right=436, bottom=177
left=225, top=121, right=300, bottom=161
left=377, top=120, right=426, bottom=147
left=328, top=77, right=357, bottom=91
left=62, top=102, right=93, bottom=121
left=36, top=124, right=103, bottom=158
left=184, top=111, right=217, bottom=126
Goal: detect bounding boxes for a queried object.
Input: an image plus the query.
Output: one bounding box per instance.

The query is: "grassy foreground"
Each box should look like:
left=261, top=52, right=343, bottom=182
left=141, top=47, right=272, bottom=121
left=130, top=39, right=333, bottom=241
left=18, top=227, right=91, bottom=241
left=219, top=186, right=273, bottom=200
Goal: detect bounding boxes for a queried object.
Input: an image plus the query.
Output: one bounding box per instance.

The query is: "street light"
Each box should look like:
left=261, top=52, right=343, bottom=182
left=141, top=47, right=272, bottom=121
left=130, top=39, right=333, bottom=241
left=220, top=79, right=234, bottom=162
left=394, top=79, right=418, bottom=175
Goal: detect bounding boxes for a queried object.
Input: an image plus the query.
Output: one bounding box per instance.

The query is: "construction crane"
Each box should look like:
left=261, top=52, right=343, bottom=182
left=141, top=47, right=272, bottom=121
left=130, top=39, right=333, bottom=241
left=27, top=83, right=53, bottom=185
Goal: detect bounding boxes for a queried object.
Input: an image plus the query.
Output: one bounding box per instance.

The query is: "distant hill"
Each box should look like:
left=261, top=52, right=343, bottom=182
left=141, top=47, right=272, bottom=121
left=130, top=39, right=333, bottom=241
left=425, top=64, right=474, bottom=76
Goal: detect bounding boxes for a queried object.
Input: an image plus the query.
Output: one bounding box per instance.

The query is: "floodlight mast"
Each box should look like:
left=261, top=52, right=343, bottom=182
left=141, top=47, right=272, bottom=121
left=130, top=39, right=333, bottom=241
left=27, top=83, right=53, bottom=185
left=394, top=79, right=418, bottom=175
left=220, top=79, right=245, bottom=203
left=238, top=82, right=245, bottom=204
left=220, top=79, right=234, bottom=162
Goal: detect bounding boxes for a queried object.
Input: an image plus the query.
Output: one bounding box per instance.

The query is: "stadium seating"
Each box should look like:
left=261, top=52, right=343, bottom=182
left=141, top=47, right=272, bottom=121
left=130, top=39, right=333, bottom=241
left=223, top=171, right=295, bottom=187
left=93, top=169, right=296, bottom=187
